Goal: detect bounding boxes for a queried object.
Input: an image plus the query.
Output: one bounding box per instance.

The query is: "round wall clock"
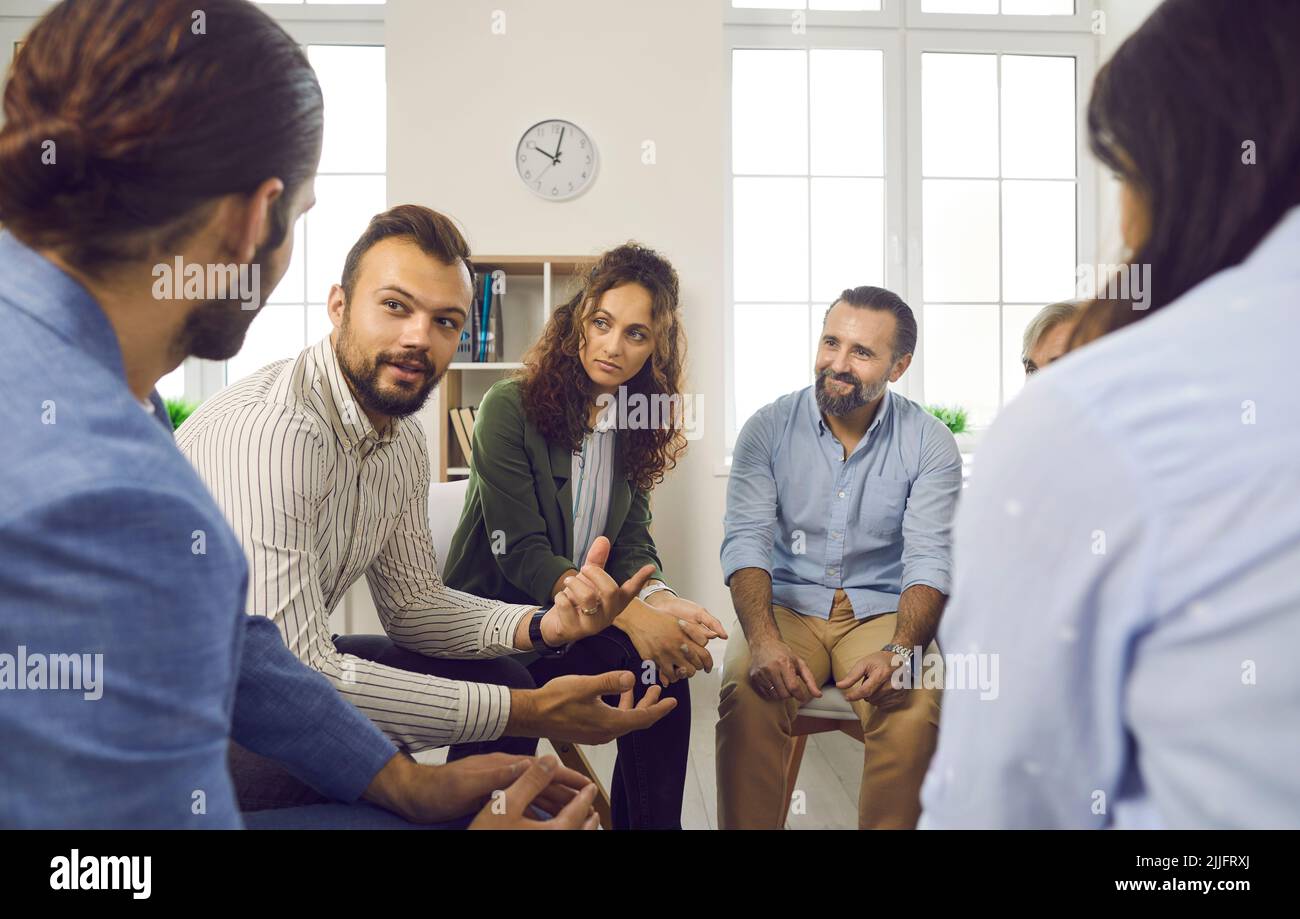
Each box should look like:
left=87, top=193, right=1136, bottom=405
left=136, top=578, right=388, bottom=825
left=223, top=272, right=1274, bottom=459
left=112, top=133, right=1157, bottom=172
left=515, top=119, right=598, bottom=201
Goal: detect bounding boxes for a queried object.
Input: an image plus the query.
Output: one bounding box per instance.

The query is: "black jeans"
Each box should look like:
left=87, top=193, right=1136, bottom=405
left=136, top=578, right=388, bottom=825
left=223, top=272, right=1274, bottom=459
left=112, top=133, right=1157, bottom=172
left=528, top=625, right=691, bottom=830
left=231, top=635, right=537, bottom=812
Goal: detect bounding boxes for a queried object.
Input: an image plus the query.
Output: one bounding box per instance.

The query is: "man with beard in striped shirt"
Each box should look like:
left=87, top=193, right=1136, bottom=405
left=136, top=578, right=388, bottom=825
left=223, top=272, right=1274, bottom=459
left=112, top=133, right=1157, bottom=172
left=179, top=204, right=673, bottom=814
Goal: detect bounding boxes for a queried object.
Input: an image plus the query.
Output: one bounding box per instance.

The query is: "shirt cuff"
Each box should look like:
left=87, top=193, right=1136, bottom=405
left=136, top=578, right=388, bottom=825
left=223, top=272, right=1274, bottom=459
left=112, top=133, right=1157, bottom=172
left=481, top=602, right=536, bottom=656
left=721, top=547, right=771, bottom=586
left=456, top=679, right=512, bottom=744
left=638, top=581, right=676, bottom=602
left=901, top=570, right=952, bottom=597
left=315, top=719, right=400, bottom=803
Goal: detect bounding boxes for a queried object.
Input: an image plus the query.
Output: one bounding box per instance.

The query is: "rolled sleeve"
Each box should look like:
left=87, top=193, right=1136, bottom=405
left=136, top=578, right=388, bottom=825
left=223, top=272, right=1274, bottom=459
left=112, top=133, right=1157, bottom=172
left=899, top=420, right=963, bottom=597
left=721, top=407, right=780, bottom=584
left=233, top=616, right=397, bottom=803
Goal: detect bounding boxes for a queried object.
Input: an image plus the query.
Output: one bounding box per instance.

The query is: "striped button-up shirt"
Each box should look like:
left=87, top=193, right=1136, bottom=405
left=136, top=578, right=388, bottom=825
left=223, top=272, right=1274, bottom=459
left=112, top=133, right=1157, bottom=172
left=178, top=336, right=536, bottom=752
left=570, top=429, right=615, bottom=567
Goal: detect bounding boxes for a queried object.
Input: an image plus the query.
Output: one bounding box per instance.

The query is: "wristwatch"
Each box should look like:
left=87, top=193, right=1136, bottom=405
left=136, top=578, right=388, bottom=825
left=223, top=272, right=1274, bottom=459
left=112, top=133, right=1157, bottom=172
left=529, top=607, right=569, bottom=657
left=881, top=642, right=915, bottom=665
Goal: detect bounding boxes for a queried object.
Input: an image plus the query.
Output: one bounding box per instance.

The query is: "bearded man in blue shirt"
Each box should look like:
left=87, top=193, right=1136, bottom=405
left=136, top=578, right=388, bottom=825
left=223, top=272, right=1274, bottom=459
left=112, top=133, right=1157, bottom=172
left=717, top=286, right=963, bottom=829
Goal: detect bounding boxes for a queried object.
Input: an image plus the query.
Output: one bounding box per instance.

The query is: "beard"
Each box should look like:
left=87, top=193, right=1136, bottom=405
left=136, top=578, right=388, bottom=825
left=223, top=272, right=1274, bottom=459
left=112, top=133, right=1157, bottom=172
left=334, top=317, right=444, bottom=420
left=173, top=239, right=276, bottom=363
left=815, top=366, right=890, bottom=417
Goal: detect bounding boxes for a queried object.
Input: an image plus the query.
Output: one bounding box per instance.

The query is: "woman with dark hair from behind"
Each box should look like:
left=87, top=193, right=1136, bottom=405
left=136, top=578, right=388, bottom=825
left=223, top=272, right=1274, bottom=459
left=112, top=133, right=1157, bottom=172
left=444, top=242, right=724, bottom=829
left=919, top=0, right=1300, bottom=828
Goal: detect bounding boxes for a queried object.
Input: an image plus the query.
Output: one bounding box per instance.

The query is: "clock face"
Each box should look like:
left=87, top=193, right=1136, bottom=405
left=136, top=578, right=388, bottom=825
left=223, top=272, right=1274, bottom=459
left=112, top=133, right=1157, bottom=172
left=515, top=119, right=598, bottom=201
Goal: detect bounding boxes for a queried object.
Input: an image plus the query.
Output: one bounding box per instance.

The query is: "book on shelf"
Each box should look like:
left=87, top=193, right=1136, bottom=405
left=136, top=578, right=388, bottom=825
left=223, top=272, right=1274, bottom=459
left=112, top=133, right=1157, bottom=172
left=455, top=269, right=505, bottom=363
left=448, top=406, right=473, bottom=464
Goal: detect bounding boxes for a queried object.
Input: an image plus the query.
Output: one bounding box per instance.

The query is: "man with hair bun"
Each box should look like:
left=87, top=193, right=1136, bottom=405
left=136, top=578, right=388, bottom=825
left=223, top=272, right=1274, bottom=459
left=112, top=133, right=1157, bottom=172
left=0, top=0, right=660, bottom=829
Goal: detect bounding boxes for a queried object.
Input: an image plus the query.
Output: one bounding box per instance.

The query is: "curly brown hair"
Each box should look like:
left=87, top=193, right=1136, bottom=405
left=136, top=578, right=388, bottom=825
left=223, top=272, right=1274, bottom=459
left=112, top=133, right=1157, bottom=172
left=518, top=243, right=688, bottom=492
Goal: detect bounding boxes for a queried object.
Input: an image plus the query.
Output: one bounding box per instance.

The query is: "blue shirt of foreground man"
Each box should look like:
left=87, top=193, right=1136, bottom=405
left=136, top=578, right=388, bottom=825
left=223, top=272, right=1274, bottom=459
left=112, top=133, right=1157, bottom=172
left=0, top=0, right=611, bottom=829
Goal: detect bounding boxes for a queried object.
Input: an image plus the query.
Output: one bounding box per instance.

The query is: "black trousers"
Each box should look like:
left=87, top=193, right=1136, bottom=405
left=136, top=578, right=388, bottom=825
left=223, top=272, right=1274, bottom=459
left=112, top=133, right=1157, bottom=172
left=230, top=635, right=537, bottom=812
left=528, top=625, right=692, bottom=830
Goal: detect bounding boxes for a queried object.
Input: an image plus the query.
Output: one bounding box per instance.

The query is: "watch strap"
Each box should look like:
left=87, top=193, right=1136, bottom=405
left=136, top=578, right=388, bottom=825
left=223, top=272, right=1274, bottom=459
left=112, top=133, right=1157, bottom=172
left=529, top=607, right=568, bottom=657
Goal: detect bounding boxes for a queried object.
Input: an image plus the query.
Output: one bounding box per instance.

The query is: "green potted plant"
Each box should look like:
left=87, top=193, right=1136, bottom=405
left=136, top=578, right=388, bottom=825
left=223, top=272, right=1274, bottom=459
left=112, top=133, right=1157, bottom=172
left=164, top=398, right=199, bottom=431
left=925, top=404, right=968, bottom=436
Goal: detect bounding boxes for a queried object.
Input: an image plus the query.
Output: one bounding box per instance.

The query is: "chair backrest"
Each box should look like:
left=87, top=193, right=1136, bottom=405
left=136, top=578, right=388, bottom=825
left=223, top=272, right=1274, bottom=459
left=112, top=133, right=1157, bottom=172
left=427, top=478, right=470, bottom=577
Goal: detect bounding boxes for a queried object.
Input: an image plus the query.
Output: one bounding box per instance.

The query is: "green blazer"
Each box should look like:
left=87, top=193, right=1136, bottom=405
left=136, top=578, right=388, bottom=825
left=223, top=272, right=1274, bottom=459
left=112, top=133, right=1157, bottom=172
left=443, top=377, right=665, bottom=606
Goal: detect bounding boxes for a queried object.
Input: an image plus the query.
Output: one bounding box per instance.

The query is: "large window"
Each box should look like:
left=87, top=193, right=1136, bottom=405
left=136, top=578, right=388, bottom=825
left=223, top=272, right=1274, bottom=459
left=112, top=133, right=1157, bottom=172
left=159, top=2, right=387, bottom=402
left=726, top=0, right=1096, bottom=447
left=731, top=45, right=890, bottom=429
left=222, top=42, right=387, bottom=388
left=917, top=45, right=1079, bottom=426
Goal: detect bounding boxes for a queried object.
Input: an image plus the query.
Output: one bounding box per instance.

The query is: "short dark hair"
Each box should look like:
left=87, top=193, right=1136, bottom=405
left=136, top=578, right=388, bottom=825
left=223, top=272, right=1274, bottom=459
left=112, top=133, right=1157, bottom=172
left=824, top=286, right=917, bottom=360
left=340, top=205, right=473, bottom=302
left=0, top=0, right=322, bottom=273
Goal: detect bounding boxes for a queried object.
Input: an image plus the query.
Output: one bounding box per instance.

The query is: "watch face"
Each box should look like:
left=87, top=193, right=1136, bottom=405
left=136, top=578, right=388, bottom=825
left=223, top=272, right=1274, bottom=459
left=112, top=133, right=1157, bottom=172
left=516, top=119, right=598, bottom=201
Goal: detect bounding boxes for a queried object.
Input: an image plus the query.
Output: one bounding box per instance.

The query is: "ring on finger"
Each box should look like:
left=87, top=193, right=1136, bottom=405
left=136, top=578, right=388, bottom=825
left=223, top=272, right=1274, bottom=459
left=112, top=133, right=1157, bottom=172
left=580, top=605, right=599, bottom=615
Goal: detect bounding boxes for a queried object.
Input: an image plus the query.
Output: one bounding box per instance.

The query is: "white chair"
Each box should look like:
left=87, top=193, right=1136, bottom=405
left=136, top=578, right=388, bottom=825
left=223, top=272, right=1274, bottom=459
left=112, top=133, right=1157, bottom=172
left=427, top=479, right=612, bottom=828
left=786, top=684, right=864, bottom=819
left=426, top=478, right=469, bottom=564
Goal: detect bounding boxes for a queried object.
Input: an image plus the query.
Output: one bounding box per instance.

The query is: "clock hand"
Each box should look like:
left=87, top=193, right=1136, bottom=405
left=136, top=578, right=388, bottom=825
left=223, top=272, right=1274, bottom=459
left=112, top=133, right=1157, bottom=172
left=555, top=126, right=565, bottom=160
left=526, top=141, right=558, bottom=164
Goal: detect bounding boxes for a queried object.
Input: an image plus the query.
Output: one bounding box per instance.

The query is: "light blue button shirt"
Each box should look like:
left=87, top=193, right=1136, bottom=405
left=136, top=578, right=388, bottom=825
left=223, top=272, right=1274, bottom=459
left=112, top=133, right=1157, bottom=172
left=919, top=207, right=1300, bottom=829
left=722, top=386, right=963, bottom=620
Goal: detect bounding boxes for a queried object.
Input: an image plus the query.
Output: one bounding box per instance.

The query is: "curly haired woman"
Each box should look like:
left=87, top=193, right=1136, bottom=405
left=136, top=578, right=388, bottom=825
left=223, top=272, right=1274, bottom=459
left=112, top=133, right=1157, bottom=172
left=444, top=242, right=725, bottom=829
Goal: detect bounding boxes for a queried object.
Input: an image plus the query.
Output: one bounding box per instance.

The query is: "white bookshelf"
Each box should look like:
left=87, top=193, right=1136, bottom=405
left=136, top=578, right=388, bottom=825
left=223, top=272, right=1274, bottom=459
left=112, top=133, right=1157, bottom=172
left=433, top=256, right=587, bottom=481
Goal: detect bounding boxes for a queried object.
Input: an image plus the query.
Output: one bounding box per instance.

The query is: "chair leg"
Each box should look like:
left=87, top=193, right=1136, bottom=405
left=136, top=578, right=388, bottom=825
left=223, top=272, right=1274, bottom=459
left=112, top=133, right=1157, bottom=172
left=783, top=734, right=809, bottom=826
left=551, top=739, right=613, bottom=830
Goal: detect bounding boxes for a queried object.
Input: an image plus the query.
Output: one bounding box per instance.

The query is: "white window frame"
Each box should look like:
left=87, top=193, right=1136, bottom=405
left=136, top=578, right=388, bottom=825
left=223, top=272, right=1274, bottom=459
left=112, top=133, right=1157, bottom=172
left=723, top=0, right=1099, bottom=465
left=904, top=28, right=1098, bottom=445
left=904, top=0, right=1094, bottom=33
left=723, top=25, right=907, bottom=460
left=195, top=9, right=386, bottom=403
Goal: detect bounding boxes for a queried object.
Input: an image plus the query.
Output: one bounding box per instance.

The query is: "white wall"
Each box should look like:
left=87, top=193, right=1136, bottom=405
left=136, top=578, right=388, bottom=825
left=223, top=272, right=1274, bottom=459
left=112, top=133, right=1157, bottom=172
left=382, top=0, right=732, bottom=622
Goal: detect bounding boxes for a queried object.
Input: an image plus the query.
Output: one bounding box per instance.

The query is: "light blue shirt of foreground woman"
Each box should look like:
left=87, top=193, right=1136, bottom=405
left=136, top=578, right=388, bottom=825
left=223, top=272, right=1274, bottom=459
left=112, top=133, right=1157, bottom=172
left=919, top=207, right=1300, bottom=829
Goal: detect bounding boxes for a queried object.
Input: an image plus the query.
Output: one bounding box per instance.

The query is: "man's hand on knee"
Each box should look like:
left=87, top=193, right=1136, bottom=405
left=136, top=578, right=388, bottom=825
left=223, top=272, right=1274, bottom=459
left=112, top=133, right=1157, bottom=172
left=748, top=638, right=822, bottom=704
left=837, top=650, right=908, bottom=710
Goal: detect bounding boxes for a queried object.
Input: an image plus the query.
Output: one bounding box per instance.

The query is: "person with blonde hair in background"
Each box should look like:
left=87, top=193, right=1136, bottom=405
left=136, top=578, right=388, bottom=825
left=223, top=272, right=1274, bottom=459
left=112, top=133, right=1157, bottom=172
left=1021, top=301, right=1082, bottom=377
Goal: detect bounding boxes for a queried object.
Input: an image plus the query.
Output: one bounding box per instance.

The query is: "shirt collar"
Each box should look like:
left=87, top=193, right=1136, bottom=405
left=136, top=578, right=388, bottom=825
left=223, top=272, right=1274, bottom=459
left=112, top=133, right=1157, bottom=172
left=808, top=384, right=894, bottom=442
left=310, top=335, right=399, bottom=451
left=0, top=230, right=126, bottom=380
